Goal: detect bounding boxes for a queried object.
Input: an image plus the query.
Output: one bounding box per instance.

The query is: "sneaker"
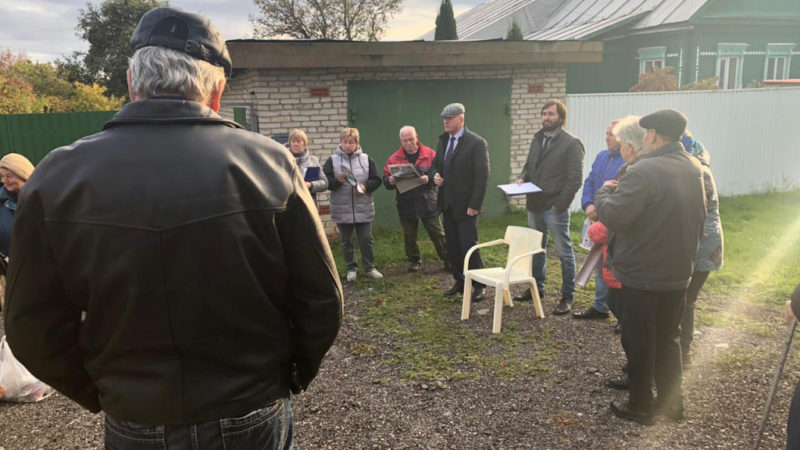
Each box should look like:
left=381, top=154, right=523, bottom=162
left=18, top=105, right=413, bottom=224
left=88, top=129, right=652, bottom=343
left=346, top=269, right=357, bottom=282
left=365, top=269, right=383, bottom=279
left=408, top=261, right=421, bottom=272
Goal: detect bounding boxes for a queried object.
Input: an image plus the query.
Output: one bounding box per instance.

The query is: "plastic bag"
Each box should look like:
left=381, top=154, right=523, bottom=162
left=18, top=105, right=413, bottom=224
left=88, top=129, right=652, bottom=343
left=0, top=336, right=55, bottom=402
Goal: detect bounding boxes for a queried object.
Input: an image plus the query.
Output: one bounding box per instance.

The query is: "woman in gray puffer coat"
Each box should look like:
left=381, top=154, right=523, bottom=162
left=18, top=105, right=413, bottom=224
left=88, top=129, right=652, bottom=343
left=323, top=128, right=383, bottom=283
left=289, top=128, right=327, bottom=205
left=680, top=132, right=724, bottom=365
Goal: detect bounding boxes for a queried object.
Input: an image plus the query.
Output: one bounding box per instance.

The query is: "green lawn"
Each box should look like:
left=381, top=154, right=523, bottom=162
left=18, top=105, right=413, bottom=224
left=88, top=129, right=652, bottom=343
left=329, top=189, right=800, bottom=383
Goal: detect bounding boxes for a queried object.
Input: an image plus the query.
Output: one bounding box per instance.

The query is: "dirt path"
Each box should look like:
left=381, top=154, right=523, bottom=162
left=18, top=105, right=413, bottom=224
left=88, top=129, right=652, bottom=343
left=0, top=264, right=795, bottom=449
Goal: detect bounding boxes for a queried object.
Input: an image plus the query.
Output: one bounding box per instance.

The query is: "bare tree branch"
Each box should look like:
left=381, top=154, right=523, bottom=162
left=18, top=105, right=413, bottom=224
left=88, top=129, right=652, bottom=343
left=251, top=0, right=401, bottom=40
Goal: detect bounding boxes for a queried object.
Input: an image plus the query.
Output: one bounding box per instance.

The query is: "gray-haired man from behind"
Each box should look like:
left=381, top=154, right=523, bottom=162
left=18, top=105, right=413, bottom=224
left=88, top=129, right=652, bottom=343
left=3, top=7, right=343, bottom=449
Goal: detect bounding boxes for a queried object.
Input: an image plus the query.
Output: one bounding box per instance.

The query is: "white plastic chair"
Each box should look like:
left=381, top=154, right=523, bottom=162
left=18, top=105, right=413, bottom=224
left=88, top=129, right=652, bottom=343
left=461, top=226, right=545, bottom=333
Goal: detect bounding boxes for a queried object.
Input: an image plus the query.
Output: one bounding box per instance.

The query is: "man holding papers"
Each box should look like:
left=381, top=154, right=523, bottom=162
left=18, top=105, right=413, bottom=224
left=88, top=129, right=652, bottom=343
left=514, top=99, right=585, bottom=315
left=384, top=126, right=449, bottom=272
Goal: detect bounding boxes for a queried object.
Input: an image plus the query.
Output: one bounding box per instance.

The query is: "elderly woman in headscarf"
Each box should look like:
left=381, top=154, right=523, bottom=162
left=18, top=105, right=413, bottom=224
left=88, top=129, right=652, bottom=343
left=0, top=153, right=35, bottom=258
left=679, top=130, right=724, bottom=367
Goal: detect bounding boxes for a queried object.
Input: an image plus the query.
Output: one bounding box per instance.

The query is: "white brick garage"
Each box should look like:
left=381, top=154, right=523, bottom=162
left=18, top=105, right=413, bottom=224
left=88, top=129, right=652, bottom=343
left=222, top=41, right=601, bottom=237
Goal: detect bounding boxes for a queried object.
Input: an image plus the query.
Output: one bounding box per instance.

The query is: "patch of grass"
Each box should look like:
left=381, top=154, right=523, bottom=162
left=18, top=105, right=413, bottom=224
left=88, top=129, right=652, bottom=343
left=703, top=189, right=800, bottom=302
left=696, top=307, right=781, bottom=338
left=348, top=343, right=376, bottom=356
left=330, top=189, right=800, bottom=386
left=715, top=347, right=759, bottom=372
left=347, top=269, right=558, bottom=384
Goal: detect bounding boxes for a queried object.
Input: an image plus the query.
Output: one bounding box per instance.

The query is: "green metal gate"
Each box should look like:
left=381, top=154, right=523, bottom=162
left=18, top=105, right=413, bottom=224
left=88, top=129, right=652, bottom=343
left=347, top=79, right=512, bottom=227
left=0, top=111, right=117, bottom=164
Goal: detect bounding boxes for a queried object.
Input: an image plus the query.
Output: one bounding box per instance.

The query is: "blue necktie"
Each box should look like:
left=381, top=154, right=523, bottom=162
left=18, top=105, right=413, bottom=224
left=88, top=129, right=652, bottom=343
left=444, top=136, right=456, bottom=172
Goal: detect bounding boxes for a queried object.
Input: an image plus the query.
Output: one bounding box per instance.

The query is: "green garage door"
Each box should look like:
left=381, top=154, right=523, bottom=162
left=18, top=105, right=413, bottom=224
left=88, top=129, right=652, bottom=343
left=348, top=79, right=511, bottom=227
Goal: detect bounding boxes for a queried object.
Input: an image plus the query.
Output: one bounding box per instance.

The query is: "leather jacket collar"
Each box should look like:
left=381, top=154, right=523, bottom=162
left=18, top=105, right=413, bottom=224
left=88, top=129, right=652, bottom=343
left=104, top=99, right=243, bottom=130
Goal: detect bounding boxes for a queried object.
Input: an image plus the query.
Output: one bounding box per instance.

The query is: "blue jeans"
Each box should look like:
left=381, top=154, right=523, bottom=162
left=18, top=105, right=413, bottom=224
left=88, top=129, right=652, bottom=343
left=105, top=398, right=293, bottom=450
left=528, top=208, right=576, bottom=300
left=592, top=263, right=610, bottom=313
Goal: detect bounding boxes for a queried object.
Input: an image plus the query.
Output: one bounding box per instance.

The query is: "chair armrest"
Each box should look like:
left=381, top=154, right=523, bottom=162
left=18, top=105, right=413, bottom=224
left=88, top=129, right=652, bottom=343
left=463, top=239, right=505, bottom=275
left=504, top=249, right=546, bottom=285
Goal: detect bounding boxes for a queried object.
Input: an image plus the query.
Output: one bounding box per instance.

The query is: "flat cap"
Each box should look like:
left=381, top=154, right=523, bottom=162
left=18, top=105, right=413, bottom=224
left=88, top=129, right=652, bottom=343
left=638, top=109, right=688, bottom=141
left=131, top=7, right=232, bottom=77
left=441, top=103, right=465, bottom=118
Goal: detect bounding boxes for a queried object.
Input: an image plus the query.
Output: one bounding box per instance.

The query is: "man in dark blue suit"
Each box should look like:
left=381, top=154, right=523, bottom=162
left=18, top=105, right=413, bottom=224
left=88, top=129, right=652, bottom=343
left=432, top=103, right=490, bottom=301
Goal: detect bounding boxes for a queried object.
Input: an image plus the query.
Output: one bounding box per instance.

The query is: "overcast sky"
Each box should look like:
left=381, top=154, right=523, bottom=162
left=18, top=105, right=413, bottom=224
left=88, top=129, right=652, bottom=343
left=0, top=0, right=479, bottom=63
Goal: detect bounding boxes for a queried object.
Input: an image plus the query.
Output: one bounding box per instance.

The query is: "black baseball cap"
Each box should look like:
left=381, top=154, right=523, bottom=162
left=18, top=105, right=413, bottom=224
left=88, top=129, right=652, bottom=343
left=130, top=7, right=232, bottom=77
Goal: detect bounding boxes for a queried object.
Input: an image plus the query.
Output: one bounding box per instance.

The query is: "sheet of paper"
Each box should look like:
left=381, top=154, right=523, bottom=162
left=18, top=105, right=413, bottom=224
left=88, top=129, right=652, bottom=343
left=396, top=178, right=424, bottom=194
left=497, top=182, right=542, bottom=196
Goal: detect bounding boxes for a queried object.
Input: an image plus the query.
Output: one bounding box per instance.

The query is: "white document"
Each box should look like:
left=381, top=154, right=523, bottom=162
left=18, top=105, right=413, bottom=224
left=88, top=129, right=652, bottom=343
left=579, top=218, right=595, bottom=251
left=497, top=182, right=542, bottom=196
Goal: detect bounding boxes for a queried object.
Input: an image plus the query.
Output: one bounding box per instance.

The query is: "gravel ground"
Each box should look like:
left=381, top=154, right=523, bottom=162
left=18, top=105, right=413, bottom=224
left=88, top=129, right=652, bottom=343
left=0, top=262, right=796, bottom=449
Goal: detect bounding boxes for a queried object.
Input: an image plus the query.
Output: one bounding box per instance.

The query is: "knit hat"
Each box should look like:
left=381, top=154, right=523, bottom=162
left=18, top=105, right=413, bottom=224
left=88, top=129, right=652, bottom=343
left=0, top=153, right=34, bottom=181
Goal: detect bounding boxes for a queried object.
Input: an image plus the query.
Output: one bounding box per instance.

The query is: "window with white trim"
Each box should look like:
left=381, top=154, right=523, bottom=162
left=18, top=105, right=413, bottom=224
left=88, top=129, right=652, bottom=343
left=637, top=46, right=666, bottom=74
left=766, top=56, right=788, bottom=80
left=718, top=56, right=741, bottom=89
left=764, top=43, right=794, bottom=81
left=716, top=43, right=747, bottom=89
left=643, top=59, right=663, bottom=73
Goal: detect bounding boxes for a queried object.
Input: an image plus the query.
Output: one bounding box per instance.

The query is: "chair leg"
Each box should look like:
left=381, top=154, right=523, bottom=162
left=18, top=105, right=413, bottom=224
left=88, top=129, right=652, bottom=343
left=503, top=288, right=513, bottom=307
left=530, top=282, right=544, bottom=319
left=461, top=275, right=473, bottom=321
left=492, top=284, right=505, bottom=333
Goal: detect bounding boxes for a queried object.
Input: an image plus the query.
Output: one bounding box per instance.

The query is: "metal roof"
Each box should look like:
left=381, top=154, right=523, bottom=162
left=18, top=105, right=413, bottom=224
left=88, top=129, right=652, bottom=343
left=419, top=0, right=561, bottom=41
left=634, top=0, right=707, bottom=29
left=525, top=9, right=649, bottom=40
left=421, top=0, right=711, bottom=41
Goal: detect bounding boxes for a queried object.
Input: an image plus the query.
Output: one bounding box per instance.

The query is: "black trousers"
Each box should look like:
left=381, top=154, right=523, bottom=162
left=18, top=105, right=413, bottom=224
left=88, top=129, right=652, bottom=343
left=442, top=210, right=482, bottom=287
left=607, top=287, right=622, bottom=321
left=619, top=285, right=686, bottom=412
left=680, top=270, right=710, bottom=354
left=787, top=380, right=800, bottom=449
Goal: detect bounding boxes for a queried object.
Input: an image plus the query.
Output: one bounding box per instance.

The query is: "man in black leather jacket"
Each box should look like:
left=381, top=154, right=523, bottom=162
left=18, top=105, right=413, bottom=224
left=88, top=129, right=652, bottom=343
left=3, top=7, right=342, bottom=448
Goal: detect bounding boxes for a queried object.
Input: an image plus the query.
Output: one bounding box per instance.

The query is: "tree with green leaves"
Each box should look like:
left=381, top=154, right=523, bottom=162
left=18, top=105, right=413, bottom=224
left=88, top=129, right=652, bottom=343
left=70, top=0, right=168, bottom=99
left=0, top=50, right=124, bottom=114
left=506, top=18, right=523, bottom=41
left=250, top=0, right=402, bottom=41
left=434, top=0, right=458, bottom=40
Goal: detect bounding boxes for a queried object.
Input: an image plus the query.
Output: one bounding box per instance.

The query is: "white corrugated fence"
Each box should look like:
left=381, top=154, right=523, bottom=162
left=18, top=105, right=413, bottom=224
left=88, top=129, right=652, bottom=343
left=565, top=88, right=800, bottom=211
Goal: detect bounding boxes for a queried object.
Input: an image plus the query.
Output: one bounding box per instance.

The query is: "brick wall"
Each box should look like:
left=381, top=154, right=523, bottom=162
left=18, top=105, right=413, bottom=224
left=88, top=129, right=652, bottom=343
left=224, top=64, right=567, bottom=236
